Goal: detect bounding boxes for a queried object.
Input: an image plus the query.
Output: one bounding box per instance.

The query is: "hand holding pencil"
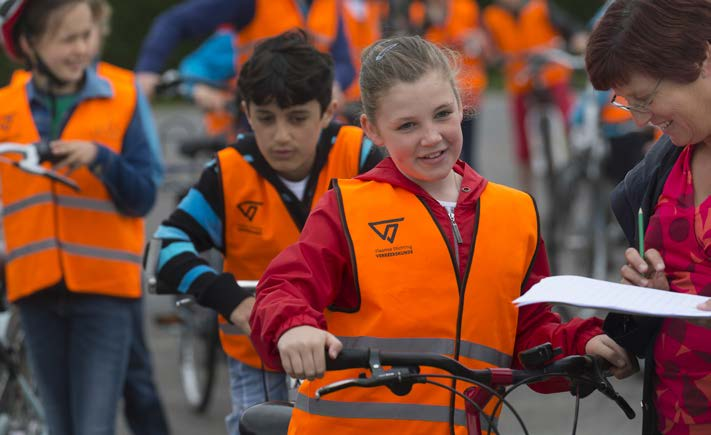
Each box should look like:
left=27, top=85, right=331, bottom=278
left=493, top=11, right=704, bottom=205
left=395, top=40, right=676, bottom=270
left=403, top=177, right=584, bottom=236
left=620, top=247, right=668, bottom=289
left=625, top=209, right=711, bottom=328
left=620, top=208, right=668, bottom=290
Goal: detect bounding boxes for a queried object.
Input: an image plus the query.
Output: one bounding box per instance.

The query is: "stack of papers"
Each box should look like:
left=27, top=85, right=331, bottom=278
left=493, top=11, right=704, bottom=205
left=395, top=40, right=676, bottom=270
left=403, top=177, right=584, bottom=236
left=514, top=275, right=711, bottom=318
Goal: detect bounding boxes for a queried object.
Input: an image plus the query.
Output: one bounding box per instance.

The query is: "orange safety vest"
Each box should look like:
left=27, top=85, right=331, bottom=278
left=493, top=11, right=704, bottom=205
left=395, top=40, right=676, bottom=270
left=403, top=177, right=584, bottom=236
left=342, top=0, right=383, bottom=102
left=0, top=66, right=144, bottom=302
left=409, top=0, right=487, bottom=107
left=483, top=0, right=570, bottom=94
left=289, top=179, right=538, bottom=434
left=217, top=124, right=365, bottom=369
left=235, top=0, right=339, bottom=70
left=9, top=69, right=30, bottom=86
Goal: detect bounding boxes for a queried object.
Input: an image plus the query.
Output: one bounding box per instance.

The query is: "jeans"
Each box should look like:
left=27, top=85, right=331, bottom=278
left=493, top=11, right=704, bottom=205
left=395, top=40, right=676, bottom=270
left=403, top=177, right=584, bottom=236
left=17, top=291, right=134, bottom=435
left=123, top=298, right=171, bottom=435
left=225, top=356, right=288, bottom=435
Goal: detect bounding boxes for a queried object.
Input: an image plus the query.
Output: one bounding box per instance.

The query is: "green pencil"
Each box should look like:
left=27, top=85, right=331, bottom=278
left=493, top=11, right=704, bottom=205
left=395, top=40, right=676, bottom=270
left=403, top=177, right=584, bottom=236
left=638, top=208, right=644, bottom=257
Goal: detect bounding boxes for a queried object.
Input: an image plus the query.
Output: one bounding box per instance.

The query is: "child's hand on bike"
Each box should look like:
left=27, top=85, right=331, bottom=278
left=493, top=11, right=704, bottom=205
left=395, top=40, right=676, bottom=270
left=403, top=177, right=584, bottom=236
left=277, top=325, right=342, bottom=380
left=620, top=247, right=668, bottom=290
left=585, top=334, right=639, bottom=379
left=229, top=296, right=255, bottom=335
left=50, top=140, right=98, bottom=172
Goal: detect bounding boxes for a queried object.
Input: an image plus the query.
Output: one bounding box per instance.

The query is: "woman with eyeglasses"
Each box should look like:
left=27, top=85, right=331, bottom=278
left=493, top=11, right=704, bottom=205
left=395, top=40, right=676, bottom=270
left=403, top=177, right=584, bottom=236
left=586, top=1, right=711, bottom=434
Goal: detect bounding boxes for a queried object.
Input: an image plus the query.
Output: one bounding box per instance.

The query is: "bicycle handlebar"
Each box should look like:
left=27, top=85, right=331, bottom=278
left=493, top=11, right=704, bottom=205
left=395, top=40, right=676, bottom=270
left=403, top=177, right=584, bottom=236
left=0, top=142, right=79, bottom=191
left=319, top=347, right=635, bottom=420
left=154, top=69, right=232, bottom=99
left=513, top=48, right=586, bottom=88
left=526, top=48, right=585, bottom=71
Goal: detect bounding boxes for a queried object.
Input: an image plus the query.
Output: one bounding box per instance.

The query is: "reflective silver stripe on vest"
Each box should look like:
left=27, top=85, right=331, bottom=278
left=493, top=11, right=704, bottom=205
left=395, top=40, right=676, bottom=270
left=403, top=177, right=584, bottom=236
left=7, top=238, right=59, bottom=261
left=220, top=323, right=247, bottom=336
left=62, top=243, right=142, bottom=264
left=56, top=195, right=117, bottom=213
left=3, top=193, right=54, bottom=216
left=295, top=393, right=471, bottom=426
left=7, top=240, right=140, bottom=264
left=337, top=336, right=512, bottom=368
left=3, top=195, right=118, bottom=216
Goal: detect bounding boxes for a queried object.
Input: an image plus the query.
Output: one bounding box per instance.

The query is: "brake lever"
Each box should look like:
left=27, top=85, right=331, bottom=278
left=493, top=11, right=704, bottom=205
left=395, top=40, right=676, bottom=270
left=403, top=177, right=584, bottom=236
left=585, top=356, right=636, bottom=420
left=315, top=378, right=364, bottom=399
left=316, top=367, right=423, bottom=399
left=595, top=374, right=636, bottom=419
left=15, top=152, right=80, bottom=192
left=40, top=167, right=80, bottom=191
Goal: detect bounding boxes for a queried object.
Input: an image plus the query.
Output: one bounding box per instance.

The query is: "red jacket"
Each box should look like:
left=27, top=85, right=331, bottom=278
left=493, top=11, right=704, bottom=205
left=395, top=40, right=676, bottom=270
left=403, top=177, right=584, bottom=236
left=250, top=158, right=602, bottom=392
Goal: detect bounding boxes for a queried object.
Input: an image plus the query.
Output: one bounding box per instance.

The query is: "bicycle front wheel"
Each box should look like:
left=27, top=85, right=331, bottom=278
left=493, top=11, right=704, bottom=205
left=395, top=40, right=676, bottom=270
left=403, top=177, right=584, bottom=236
left=178, top=302, right=220, bottom=413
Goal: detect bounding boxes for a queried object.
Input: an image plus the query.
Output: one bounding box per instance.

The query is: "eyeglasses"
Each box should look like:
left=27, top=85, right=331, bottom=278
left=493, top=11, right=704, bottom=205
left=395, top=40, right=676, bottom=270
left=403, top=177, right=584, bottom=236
left=610, top=78, right=663, bottom=114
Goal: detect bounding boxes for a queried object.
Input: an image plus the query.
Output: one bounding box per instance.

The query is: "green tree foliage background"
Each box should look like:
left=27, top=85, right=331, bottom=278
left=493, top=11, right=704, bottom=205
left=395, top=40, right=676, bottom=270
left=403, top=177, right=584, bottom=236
left=0, top=0, right=605, bottom=85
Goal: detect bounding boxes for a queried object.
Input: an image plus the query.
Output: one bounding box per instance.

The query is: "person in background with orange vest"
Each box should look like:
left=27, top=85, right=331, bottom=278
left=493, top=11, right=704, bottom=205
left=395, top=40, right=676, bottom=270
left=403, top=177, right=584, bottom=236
left=339, top=0, right=385, bottom=124
left=250, top=35, right=637, bottom=434
left=176, top=24, right=240, bottom=139
left=409, top=0, right=488, bottom=167
left=145, top=30, right=383, bottom=435
left=134, top=0, right=357, bottom=111
left=0, top=0, right=163, bottom=434
left=482, top=0, right=586, bottom=173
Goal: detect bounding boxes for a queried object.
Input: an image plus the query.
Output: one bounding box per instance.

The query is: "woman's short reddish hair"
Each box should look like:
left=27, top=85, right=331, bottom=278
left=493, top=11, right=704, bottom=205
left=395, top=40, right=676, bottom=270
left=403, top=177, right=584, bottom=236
left=586, top=0, right=711, bottom=90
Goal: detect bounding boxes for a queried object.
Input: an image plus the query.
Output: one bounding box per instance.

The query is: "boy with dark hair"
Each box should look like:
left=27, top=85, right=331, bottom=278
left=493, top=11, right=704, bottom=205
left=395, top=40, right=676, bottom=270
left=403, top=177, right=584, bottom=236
left=146, top=30, right=382, bottom=434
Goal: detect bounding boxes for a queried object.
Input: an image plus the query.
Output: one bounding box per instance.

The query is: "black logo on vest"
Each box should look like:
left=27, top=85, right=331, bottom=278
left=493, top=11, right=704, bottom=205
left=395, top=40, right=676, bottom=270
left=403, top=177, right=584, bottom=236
left=0, top=113, right=14, bottom=131
left=238, top=201, right=262, bottom=221
left=368, top=218, right=404, bottom=243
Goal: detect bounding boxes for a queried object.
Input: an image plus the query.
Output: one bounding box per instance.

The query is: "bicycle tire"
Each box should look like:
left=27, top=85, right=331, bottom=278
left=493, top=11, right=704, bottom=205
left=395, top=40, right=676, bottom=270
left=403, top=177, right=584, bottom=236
left=0, top=310, right=46, bottom=435
left=538, top=108, right=562, bottom=272
left=523, top=101, right=570, bottom=273
left=178, top=302, right=220, bottom=413
left=588, top=177, right=611, bottom=281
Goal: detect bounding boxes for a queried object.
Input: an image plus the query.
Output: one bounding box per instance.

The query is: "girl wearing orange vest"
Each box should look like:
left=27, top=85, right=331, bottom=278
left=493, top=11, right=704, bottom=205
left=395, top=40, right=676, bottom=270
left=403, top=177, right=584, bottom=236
left=148, top=31, right=382, bottom=434
left=0, top=0, right=163, bottom=434
left=251, top=36, right=638, bottom=434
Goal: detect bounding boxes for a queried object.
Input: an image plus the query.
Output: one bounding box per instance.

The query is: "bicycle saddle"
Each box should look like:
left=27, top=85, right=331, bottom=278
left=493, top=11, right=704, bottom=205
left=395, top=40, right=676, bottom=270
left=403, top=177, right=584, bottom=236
left=239, top=401, right=294, bottom=435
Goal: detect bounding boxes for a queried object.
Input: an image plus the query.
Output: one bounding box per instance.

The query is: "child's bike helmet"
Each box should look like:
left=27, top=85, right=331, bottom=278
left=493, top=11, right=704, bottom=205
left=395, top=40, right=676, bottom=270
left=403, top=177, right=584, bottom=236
left=0, top=0, right=27, bottom=61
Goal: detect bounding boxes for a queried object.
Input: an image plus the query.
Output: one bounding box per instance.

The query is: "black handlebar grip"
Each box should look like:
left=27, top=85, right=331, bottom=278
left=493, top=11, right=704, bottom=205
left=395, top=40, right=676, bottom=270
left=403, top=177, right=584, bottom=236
left=325, top=349, right=371, bottom=371
left=35, top=141, right=62, bottom=164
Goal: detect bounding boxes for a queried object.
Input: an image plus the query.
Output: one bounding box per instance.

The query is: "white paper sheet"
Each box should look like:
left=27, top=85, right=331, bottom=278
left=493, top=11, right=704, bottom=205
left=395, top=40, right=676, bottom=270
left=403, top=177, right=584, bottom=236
left=514, top=275, right=711, bottom=318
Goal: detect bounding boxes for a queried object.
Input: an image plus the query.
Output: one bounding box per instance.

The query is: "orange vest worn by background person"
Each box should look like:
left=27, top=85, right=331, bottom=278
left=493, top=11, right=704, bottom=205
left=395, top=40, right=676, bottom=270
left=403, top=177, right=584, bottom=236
left=483, top=0, right=570, bottom=94
left=0, top=67, right=144, bottom=303
left=409, top=0, right=487, bottom=108
left=289, top=179, right=539, bottom=435
left=234, top=0, right=340, bottom=70
left=342, top=0, right=384, bottom=102
left=217, top=124, right=366, bottom=369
